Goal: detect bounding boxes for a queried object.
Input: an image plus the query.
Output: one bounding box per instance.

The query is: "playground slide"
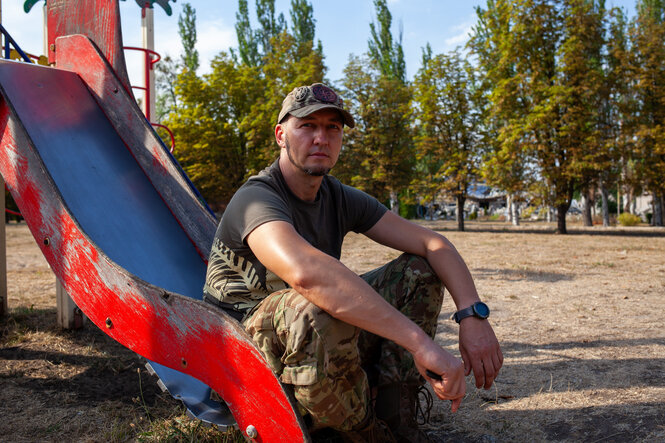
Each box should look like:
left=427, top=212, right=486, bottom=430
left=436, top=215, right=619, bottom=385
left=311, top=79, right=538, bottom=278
left=0, top=35, right=308, bottom=442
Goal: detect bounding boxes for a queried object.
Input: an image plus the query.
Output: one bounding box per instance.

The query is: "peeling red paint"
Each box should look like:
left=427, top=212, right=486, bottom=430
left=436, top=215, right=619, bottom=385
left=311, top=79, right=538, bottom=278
left=47, top=0, right=132, bottom=95
left=1, top=140, right=307, bottom=440
left=0, top=105, right=19, bottom=184
left=0, top=59, right=307, bottom=441
left=151, top=145, right=170, bottom=176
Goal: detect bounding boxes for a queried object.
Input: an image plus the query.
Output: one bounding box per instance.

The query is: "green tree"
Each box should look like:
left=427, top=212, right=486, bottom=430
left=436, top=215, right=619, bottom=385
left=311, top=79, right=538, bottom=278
left=413, top=48, right=484, bottom=231
left=338, top=56, right=414, bottom=207
left=164, top=68, right=247, bottom=211
left=558, top=0, right=606, bottom=227
left=178, top=3, right=199, bottom=71
left=469, top=0, right=534, bottom=226
left=234, top=0, right=318, bottom=64
left=240, top=31, right=326, bottom=175
left=256, top=0, right=287, bottom=57
left=154, top=3, right=198, bottom=123
left=598, top=6, right=632, bottom=226
left=339, top=0, right=413, bottom=210
left=163, top=0, right=326, bottom=208
left=234, top=0, right=261, bottom=66
left=368, top=0, right=406, bottom=81
left=629, top=0, right=665, bottom=225
left=471, top=0, right=612, bottom=234
left=290, top=0, right=316, bottom=49
left=165, top=30, right=325, bottom=207
left=154, top=4, right=199, bottom=122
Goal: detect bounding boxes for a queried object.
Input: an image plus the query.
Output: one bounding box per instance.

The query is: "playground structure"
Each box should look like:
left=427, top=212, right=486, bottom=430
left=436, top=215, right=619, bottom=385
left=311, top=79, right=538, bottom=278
left=0, top=1, right=309, bottom=441
left=2, top=0, right=172, bottom=327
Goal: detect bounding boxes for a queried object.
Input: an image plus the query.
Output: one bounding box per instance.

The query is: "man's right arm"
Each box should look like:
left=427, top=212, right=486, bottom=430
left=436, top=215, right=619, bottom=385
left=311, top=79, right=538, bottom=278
left=246, top=219, right=466, bottom=410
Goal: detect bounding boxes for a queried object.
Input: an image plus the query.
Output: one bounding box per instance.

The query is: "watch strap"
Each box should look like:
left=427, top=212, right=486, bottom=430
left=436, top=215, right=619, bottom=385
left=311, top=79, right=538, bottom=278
left=453, top=301, right=490, bottom=323
left=452, top=305, right=475, bottom=323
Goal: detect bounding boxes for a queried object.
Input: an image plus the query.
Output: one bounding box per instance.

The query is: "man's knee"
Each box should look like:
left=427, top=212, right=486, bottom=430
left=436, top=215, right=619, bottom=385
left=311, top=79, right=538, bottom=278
left=244, top=291, right=360, bottom=382
left=400, top=253, right=440, bottom=285
left=390, top=253, right=444, bottom=307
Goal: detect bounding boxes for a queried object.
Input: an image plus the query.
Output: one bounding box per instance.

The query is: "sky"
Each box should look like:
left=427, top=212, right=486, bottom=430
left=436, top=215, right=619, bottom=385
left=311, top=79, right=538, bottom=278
left=1, top=0, right=637, bottom=95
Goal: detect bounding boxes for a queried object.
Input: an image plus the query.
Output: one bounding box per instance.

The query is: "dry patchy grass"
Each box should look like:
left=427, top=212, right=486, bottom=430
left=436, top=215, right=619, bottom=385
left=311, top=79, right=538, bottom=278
left=2, top=220, right=665, bottom=442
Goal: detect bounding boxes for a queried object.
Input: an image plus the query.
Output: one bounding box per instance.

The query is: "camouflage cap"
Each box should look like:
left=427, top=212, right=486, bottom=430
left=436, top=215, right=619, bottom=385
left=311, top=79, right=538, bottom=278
left=278, top=83, right=355, bottom=128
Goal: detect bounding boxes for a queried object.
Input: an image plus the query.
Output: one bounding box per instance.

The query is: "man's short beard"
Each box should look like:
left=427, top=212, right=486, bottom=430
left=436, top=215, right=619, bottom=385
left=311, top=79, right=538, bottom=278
left=285, top=136, right=331, bottom=177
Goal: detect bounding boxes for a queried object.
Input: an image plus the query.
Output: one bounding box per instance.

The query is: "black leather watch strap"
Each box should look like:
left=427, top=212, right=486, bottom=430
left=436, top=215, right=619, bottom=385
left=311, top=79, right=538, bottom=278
left=452, top=301, right=490, bottom=323
left=452, top=305, right=475, bottom=323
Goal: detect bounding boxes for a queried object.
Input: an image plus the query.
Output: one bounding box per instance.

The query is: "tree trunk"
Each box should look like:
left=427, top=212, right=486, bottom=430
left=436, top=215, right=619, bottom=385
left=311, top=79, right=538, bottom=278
left=600, top=186, right=610, bottom=227
left=654, top=192, right=664, bottom=226
left=506, top=194, right=513, bottom=223
left=582, top=189, right=593, bottom=227
left=457, top=194, right=465, bottom=232
left=389, top=191, right=399, bottom=214
left=547, top=206, right=553, bottom=223
left=624, top=186, right=632, bottom=214
left=556, top=203, right=568, bottom=234
left=511, top=200, right=520, bottom=226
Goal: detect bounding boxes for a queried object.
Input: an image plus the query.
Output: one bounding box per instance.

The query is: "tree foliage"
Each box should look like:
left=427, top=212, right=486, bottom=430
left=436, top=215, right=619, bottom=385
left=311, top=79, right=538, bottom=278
left=178, top=3, right=199, bottom=72
left=470, top=0, right=611, bottom=233
left=234, top=0, right=261, bottom=66
left=240, top=32, right=326, bottom=175
left=413, top=48, right=485, bottom=231
left=159, top=0, right=324, bottom=210
left=163, top=68, right=247, bottom=210
left=154, top=54, right=180, bottom=122
left=557, top=0, right=606, bottom=226
left=469, top=0, right=535, bottom=221
left=154, top=0, right=664, bottom=226
left=629, top=0, right=665, bottom=223
left=335, top=0, right=413, bottom=209
left=338, top=56, right=413, bottom=205
left=290, top=0, right=319, bottom=52
left=596, top=7, right=631, bottom=226
left=368, top=0, right=406, bottom=82
left=155, top=4, right=199, bottom=121
left=255, top=0, right=287, bottom=57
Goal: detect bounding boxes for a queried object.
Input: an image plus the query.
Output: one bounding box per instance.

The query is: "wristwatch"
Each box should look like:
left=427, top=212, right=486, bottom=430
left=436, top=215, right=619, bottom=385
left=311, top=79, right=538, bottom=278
left=452, top=301, right=490, bottom=323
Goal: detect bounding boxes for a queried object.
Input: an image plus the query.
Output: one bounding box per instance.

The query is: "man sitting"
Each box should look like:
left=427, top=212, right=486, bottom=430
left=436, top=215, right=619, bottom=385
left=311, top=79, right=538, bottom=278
left=203, top=83, right=502, bottom=442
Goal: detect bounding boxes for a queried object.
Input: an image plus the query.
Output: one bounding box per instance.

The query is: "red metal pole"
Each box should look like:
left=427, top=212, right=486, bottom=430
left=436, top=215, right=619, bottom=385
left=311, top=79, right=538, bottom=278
left=144, top=46, right=150, bottom=121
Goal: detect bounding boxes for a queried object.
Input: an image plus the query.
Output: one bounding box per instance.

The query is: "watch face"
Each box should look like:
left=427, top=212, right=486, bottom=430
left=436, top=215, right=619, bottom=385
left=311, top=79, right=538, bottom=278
left=473, top=302, right=490, bottom=318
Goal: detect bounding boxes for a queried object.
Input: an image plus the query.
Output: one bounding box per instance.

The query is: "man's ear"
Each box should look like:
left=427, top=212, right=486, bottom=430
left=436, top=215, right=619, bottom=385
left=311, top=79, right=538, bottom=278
left=275, top=123, right=286, bottom=148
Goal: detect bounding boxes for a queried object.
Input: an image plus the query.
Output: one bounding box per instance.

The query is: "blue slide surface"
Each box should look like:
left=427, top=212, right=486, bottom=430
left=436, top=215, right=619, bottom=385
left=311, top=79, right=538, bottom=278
left=0, top=59, right=234, bottom=427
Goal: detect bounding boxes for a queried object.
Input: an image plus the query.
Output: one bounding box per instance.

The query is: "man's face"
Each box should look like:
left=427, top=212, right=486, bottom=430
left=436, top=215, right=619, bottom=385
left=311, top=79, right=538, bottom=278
left=276, top=109, right=344, bottom=177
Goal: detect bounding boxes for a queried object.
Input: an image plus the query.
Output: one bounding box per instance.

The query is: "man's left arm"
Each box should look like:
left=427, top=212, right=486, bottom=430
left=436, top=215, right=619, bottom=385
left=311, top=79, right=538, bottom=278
left=364, top=211, right=503, bottom=389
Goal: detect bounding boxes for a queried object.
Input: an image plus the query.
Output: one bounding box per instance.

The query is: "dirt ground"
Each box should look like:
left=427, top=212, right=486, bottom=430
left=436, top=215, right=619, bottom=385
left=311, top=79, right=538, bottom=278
left=1, top=220, right=664, bottom=442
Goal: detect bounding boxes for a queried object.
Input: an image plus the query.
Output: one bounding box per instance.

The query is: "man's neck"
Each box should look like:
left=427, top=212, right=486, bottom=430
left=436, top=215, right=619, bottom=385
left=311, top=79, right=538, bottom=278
left=278, top=155, right=324, bottom=202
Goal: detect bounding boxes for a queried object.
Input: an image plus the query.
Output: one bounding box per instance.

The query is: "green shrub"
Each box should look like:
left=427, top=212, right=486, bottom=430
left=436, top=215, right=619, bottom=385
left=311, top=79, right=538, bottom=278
left=522, top=205, right=536, bottom=219
left=469, top=210, right=478, bottom=220
left=399, top=203, right=417, bottom=220
left=617, top=212, right=641, bottom=226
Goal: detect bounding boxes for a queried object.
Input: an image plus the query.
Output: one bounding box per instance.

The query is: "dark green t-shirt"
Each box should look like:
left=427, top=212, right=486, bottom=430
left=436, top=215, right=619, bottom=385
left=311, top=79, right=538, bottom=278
left=203, top=160, right=387, bottom=312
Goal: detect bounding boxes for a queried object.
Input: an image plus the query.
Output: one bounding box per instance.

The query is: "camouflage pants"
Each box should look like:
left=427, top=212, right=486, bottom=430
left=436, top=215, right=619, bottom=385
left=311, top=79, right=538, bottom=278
left=243, top=253, right=443, bottom=431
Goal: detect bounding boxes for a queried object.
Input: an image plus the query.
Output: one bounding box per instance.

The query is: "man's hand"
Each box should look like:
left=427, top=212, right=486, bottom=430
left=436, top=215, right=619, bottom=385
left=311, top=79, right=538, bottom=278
left=412, top=342, right=466, bottom=412
left=458, top=317, right=503, bottom=389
